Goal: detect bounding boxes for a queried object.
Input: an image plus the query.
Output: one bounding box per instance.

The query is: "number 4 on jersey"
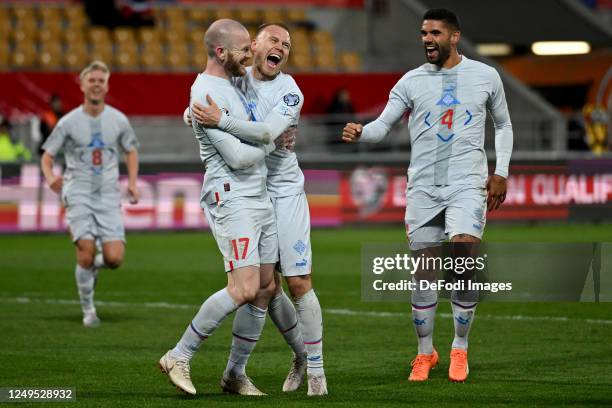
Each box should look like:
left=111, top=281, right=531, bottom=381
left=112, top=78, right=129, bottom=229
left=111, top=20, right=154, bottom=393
left=441, top=109, right=454, bottom=129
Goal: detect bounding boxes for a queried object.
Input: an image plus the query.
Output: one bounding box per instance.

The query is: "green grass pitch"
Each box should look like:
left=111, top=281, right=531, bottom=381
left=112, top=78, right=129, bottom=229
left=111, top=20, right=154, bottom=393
left=1, top=224, right=611, bottom=407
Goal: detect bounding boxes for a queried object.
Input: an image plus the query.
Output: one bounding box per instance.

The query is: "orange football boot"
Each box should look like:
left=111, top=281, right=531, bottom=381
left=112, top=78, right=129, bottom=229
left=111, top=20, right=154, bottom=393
left=408, top=348, right=439, bottom=381
left=449, top=348, right=469, bottom=382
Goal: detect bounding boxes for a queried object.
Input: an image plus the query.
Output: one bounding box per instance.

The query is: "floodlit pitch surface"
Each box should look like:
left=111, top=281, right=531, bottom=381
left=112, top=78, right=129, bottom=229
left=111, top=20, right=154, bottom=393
left=1, top=224, right=611, bottom=407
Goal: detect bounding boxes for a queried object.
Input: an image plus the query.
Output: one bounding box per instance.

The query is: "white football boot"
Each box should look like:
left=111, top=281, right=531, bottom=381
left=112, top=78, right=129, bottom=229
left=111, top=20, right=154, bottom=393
left=220, top=374, right=266, bottom=396
left=282, top=353, right=307, bottom=392
left=82, top=310, right=100, bottom=328
left=158, top=350, right=196, bottom=395
left=307, top=374, right=328, bottom=396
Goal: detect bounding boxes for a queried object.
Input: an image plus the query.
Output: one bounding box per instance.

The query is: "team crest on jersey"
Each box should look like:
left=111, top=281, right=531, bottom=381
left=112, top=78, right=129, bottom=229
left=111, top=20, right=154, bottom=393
left=283, top=93, right=300, bottom=107
left=221, top=107, right=230, bottom=115
left=293, top=240, right=306, bottom=255
left=436, top=86, right=460, bottom=107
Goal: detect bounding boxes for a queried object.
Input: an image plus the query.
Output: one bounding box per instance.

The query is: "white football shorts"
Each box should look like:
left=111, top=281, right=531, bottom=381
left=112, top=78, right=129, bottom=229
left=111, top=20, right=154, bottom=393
left=65, top=200, right=125, bottom=243
left=204, top=194, right=279, bottom=272
left=271, top=193, right=312, bottom=277
left=405, top=185, right=487, bottom=250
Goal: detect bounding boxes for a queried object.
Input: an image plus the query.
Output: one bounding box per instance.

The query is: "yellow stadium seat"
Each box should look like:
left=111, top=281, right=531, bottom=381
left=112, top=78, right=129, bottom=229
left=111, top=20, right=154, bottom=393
left=113, top=27, right=136, bottom=45
left=63, top=29, right=85, bottom=46
left=289, top=51, right=312, bottom=71
left=261, top=9, right=285, bottom=24
left=64, top=5, right=86, bottom=21
left=115, top=42, right=139, bottom=70
left=64, top=43, right=88, bottom=71
left=286, top=8, right=307, bottom=23
left=138, top=27, right=161, bottom=44
left=339, top=51, right=362, bottom=72
left=164, top=29, right=186, bottom=44
left=38, top=6, right=61, bottom=21
left=90, top=43, right=113, bottom=64
left=189, top=8, right=210, bottom=24
left=39, top=42, right=63, bottom=70
left=12, top=29, right=36, bottom=45
left=191, top=50, right=208, bottom=70
left=164, top=7, right=185, bottom=22
left=12, top=5, right=35, bottom=21
left=141, top=41, right=164, bottom=70
left=237, top=9, right=260, bottom=24
left=12, top=45, right=36, bottom=69
left=166, top=43, right=189, bottom=70
left=314, top=50, right=336, bottom=70
left=212, top=8, right=235, bottom=20
left=88, top=27, right=111, bottom=44
left=188, top=28, right=206, bottom=45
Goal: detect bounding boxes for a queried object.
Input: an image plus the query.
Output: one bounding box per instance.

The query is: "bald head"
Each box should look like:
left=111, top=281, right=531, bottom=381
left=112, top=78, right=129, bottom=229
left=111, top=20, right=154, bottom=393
left=204, top=19, right=249, bottom=58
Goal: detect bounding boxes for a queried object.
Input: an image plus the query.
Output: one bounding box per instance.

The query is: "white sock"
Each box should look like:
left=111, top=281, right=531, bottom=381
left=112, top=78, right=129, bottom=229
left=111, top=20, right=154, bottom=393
left=75, top=264, right=96, bottom=314
left=295, top=289, right=324, bottom=376
left=172, top=288, right=237, bottom=361
left=224, top=303, right=267, bottom=378
left=94, top=253, right=107, bottom=270
left=268, top=291, right=306, bottom=359
left=411, top=302, right=437, bottom=355
left=451, top=300, right=477, bottom=350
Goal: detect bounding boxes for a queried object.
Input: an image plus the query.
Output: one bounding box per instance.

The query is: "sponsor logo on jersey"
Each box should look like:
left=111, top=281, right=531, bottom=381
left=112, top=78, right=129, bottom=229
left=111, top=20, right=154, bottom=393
left=296, top=258, right=308, bottom=267
left=436, top=86, right=461, bottom=107
left=293, top=240, right=306, bottom=255
left=283, top=93, right=300, bottom=107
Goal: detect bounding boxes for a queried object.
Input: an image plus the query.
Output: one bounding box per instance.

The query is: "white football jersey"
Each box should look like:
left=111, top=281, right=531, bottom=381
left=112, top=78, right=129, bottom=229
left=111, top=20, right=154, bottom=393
left=42, top=105, right=138, bottom=208
left=381, top=56, right=512, bottom=187
left=234, top=67, right=305, bottom=197
left=191, top=73, right=268, bottom=204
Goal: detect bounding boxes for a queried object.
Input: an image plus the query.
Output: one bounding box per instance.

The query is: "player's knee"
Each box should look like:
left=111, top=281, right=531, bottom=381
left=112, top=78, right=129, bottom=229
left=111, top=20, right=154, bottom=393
left=104, top=254, right=123, bottom=269
left=77, top=252, right=95, bottom=268
left=287, top=275, right=312, bottom=299
left=259, top=278, right=276, bottom=301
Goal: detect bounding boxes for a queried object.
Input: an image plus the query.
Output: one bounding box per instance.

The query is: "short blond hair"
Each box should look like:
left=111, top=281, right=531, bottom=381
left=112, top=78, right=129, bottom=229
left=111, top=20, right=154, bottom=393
left=80, top=60, right=110, bottom=81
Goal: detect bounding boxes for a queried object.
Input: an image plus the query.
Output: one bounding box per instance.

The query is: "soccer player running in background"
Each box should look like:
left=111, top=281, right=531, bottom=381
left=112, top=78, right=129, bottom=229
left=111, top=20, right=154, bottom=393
left=187, top=23, right=327, bottom=395
left=40, top=61, right=140, bottom=328
left=159, top=19, right=280, bottom=396
left=342, top=9, right=513, bottom=382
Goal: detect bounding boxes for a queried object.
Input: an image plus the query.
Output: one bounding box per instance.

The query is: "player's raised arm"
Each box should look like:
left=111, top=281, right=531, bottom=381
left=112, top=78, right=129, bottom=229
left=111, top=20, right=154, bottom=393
left=486, top=70, right=514, bottom=211
left=342, top=81, right=410, bottom=144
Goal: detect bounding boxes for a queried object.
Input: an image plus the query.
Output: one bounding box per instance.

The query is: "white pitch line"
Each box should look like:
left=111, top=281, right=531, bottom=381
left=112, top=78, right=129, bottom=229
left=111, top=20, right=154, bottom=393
left=1, top=297, right=612, bottom=325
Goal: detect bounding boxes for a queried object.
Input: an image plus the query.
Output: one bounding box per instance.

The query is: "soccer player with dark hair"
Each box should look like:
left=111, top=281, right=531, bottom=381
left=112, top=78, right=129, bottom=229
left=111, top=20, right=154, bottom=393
left=343, top=8, right=513, bottom=382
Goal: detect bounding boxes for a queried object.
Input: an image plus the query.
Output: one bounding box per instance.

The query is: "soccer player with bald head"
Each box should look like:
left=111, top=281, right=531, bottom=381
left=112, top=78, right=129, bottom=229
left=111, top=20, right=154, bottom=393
left=186, top=23, right=327, bottom=396
left=159, top=19, right=281, bottom=396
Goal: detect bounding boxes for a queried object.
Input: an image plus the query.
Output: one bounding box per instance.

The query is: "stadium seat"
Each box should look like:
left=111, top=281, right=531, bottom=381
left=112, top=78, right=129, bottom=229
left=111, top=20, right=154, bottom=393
left=237, top=8, right=261, bottom=25
left=139, top=27, right=161, bottom=44
left=0, top=43, right=9, bottom=70
left=63, top=29, right=85, bottom=46
left=165, top=43, right=189, bottom=71
left=261, top=9, right=285, bottom=24
left=164, top=29, right=186, bottom=44
left=189, top=8, right=210, bottom=25
left=38, top=6, right=61, bottom=21
left=289, top=51, right=313, bottom=71
left=141, top=43, right=164, bottom=71
left=115, top=47, right=139, bottom=71
left=11, top=46, right=36, bottom=69
left=88, top=27, right=111, bottom=44
left=38, top=42, right=63, bottom=71
left=38, top=29, right=60, bottom=44
left=191, top=49, right=208, bottom=70
left=11, top=29, right=36, bottom=46
left=286, top=8, right=307, bottom=23
left=12, top=5, right=35, bottom=21
left=338, top=51, right=362, bottom=72
left=212, top=8, right=235, bottom=20
left=65, top=6, right=87, bottom=29
left=114, top=27, right=136, bottom=45
left=90, top=43, right=113, bottom=65
left=188, top=28, right=206, bottom=46
left=314, top=52, right=337, bottom=70
left=64, top=42, right=88, bottom=71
